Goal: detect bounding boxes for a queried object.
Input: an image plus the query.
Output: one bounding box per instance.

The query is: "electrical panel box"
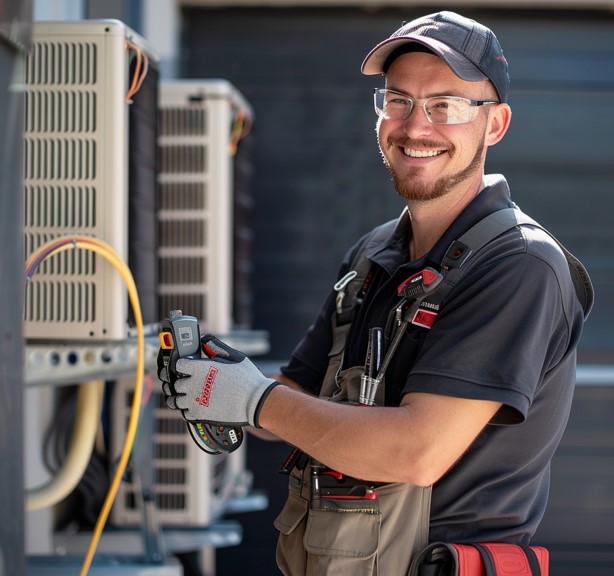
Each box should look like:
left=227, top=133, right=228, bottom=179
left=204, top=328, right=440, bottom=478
left=110, top=378, right=246, bottom=527
left=23, top=20, right=159, bottom=340
left=157, top=80, right=254, bottom=335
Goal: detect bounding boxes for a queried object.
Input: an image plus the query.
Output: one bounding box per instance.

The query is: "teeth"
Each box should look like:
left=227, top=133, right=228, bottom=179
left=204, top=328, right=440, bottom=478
left=403, top=148, right=444, bottom=158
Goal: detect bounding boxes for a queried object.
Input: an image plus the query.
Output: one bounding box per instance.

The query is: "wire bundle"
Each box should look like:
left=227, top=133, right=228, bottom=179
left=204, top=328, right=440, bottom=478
left=125, top=40, right=149, bottom=102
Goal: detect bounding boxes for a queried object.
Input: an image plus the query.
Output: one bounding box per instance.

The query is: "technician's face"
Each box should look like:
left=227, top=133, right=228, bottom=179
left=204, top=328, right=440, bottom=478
left=377, top=52, right=498, bottom=203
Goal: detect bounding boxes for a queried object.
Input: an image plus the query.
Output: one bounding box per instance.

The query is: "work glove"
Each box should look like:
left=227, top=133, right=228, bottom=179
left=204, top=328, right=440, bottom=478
left=173, top=334, right=279, bottom=428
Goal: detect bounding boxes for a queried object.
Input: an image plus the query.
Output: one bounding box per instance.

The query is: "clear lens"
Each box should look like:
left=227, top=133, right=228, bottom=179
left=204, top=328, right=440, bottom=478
left=374, top=89, right=414, bottom=120
left=424, top=97, right=479, bottom=125
left=374, top=89, right=495, bottom=125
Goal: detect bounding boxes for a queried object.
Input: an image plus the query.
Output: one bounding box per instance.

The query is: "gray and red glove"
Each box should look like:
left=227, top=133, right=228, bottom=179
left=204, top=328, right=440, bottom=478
left=171, top=334, right=279, bottom=428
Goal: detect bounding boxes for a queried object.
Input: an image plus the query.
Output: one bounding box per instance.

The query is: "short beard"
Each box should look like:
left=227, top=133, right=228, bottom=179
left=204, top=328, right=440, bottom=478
left=382, top=135, right=486, bottom=202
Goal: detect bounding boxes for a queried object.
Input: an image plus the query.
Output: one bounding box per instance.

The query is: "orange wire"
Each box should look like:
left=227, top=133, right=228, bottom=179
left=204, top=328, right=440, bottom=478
left=125, top=40, right=149, bottom=102
left=228, top=109, right=253, bottom=155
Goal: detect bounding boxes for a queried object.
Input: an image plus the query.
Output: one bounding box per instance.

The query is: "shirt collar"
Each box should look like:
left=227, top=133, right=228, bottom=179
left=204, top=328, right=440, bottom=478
left=368, top=174, right=515, bottom=274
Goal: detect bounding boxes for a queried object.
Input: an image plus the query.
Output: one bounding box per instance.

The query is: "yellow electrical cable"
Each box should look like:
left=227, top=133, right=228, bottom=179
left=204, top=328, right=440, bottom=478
left=25, top=236, right=145, bottom=576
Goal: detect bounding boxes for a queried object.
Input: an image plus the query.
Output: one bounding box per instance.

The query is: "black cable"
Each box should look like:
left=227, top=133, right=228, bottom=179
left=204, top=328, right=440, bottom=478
left=42, top=387, right=78, bottom=474
left=40, top=385, right=110, bottom=529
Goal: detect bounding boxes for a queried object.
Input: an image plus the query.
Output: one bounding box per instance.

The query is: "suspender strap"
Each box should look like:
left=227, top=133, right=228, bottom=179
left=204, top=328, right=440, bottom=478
left=334, top=220, right=396, bottom=326
left=321, top=220, right=396, bottom=397
left=439, top=207, right=593, bottom=319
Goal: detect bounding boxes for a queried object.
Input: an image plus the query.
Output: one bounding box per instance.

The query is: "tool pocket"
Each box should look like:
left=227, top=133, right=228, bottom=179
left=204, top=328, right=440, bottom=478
left=303, top=506, right=380, bottom=576
left=275, top=468, right=380, bottom=576
left=323, top=365, right=385, bottom=406
left=276, top=469, right=431, bottom=576
left=274, top=487, right=308, bottom=534
left=275, top=472, right=309, bottom=575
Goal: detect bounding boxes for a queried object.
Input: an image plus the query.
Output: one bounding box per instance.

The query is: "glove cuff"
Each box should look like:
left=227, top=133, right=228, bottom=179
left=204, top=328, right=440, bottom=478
left=253, top=381, right=281, bottom=428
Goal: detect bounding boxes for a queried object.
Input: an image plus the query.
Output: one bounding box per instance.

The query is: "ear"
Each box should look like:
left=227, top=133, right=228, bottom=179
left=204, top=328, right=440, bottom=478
left=485, top=103, right=512, bottom=146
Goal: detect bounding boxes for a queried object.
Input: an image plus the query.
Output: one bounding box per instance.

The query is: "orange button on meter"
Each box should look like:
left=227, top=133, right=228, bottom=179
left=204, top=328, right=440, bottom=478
left=159, top=332, right=174, bottom=349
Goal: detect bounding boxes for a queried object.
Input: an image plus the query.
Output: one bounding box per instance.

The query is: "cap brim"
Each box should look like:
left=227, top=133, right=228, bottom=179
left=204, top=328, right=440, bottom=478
left=361, top=34, right=488, bottom=83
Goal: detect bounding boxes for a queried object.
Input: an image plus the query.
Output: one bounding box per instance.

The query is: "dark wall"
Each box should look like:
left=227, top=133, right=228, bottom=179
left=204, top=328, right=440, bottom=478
left=180, top=7, right=614, bottom=365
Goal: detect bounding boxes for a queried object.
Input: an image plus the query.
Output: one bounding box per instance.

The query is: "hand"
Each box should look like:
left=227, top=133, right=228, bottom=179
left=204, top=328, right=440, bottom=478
left=173, top=334, right=279, bottom=427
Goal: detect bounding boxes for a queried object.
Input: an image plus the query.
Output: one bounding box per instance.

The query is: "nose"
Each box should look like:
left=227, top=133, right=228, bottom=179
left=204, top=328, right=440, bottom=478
left=402, top=103, right=433, bottom=136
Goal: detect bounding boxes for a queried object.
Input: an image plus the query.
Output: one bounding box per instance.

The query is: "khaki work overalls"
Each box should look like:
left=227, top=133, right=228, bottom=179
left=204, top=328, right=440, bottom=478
left=274, top=320, right=432, bottom=575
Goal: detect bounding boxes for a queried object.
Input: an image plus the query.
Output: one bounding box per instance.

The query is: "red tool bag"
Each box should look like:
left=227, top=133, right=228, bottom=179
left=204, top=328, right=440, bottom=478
left=409, top=541, right=549, bottom=576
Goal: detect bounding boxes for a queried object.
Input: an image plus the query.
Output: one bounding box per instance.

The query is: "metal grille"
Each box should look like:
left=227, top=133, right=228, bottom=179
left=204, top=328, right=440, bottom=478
left=24, top=137, right=97, bottom=181
left=25, top=40, right=97, bottom=86
left=24, top=279, right=96, bottom=323
left=158, top=218, right=207, bottom=248
left=159, top=107, right=206, bottom=137
left=24, top=185, right=97, bottom=230
left=25, top=90, right=97, bottom=134
left=159, top=143, right=207, bottom=174
left=159, top=181, right=207, bottom=211
left=158, top=256, right=206, bottom=285
left=157, top=80, right=253, bottom=334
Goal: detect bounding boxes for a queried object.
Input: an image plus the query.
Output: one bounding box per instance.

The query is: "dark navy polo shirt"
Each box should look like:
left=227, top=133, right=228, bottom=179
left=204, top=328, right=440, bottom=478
left=280, top=174, right=585, bottom=543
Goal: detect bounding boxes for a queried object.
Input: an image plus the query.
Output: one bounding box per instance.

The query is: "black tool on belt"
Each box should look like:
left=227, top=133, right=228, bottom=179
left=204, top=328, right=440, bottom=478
left=315, top=468, right=378, bottom=500
left=280, top=448, right=379, bottom=511
left=310, top=461, right=379, bottom=512
left=279, top=447, right=310, bottom=475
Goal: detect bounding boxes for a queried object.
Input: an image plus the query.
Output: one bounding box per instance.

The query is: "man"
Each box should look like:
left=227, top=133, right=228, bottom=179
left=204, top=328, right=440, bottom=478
left=159, top=11, right=592, bottom=575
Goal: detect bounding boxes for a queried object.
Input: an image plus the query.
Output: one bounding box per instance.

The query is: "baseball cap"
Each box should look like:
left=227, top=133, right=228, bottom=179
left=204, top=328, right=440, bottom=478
left=361, top=11, right=509, bottom=103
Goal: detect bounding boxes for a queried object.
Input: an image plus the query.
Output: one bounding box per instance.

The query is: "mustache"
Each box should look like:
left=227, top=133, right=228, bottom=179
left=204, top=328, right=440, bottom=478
left=386, top=136, right=450, bottom=150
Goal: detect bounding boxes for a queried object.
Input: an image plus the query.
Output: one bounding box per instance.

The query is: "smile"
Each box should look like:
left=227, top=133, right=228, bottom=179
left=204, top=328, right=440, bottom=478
left=403, top=148, right=445, bottom=158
